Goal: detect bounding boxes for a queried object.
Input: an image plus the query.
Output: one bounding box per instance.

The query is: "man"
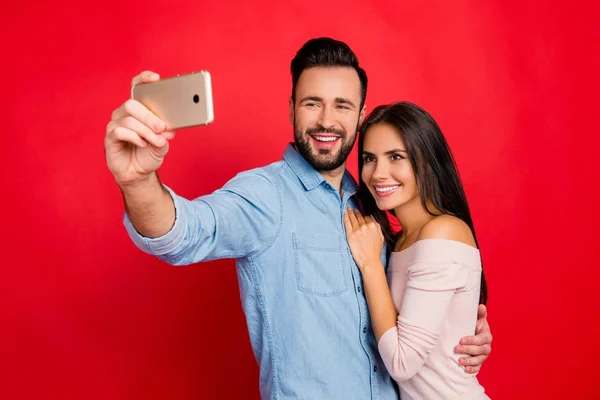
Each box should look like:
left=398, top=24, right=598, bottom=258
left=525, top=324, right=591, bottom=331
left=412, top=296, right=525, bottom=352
left=105, top=37, right=492, bottom=399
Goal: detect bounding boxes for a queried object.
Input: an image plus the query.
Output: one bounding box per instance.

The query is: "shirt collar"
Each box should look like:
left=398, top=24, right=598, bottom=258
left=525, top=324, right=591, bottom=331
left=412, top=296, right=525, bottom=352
left=283, top=143, right=358, bottom=197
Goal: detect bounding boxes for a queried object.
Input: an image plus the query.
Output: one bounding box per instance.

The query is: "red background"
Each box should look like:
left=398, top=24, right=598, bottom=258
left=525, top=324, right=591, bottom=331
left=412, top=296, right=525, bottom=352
left=2, top=1, right=599, bottom=399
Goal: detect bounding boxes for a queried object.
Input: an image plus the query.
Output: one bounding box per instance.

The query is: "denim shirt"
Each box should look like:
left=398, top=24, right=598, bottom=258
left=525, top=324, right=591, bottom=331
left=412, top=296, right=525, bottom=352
left=124, top=144, right=398, bottom=399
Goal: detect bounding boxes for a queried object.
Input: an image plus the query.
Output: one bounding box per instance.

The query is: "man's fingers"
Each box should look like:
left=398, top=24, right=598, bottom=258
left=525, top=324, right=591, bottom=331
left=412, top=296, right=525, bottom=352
left=477, top=304, right=488, bottom=321
left=458, top=354, right=487, bottom=368
left=459, top=354, right=487, bottom=367
left=161, top=130, right=176, bottom=140
left=108, top=125, right=148, bottom=148
left=455, top=343, right=491, bottom=356
left=120, top=116, right=166, bottom=147
left=132, top=70, right=160, bottom=86
left=464, top=365, right=480, bottom=374
left=460, top=331, right=492, bottom=346
left=116, top=99, right=165, bottom=133
left=112, top=100, right=167, bottom=138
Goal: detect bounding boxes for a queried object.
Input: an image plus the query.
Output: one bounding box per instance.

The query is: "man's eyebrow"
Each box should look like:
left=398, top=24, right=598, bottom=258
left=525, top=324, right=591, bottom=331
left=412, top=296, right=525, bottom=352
left=335, top=97, right=356, bottom=108
left=299, top=96, right=323, bottom=103
left=298, top=96, right=356, bottom=108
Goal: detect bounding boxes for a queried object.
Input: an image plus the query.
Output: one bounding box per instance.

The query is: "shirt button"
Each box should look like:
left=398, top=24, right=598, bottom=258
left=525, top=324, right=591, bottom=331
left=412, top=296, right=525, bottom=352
left=357, top=286, right=361, bottom=292
left=363, top=327, right=367, bottom=333
left=374, top=366, right=378, bottom=372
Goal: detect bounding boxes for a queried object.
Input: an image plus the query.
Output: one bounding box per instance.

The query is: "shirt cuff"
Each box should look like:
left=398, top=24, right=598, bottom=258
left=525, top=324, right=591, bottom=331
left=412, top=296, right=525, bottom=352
left=123, top=185, right=186, bottom=256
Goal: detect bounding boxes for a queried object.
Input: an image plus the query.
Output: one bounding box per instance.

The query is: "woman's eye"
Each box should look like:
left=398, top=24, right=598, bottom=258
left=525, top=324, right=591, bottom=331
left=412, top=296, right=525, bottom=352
left=363, top=156, right=375, bottom=163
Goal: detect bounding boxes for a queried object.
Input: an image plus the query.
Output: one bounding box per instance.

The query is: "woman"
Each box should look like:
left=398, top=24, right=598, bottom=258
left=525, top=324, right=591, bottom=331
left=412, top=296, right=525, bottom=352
left=344, top=102, right=489, bottom=399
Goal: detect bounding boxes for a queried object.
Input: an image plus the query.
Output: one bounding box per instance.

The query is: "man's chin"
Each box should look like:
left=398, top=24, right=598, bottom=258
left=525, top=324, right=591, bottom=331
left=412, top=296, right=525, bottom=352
left=307, top=154, right=345, bottom=171
left=310, top=148, right=338, bottom=162
left=295, top=137, right=347, bottom=170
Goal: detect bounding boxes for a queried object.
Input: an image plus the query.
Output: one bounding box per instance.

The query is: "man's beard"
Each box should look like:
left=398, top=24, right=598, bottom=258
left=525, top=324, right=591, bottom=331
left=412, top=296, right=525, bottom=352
left=294, top=123, right=358, bottom=171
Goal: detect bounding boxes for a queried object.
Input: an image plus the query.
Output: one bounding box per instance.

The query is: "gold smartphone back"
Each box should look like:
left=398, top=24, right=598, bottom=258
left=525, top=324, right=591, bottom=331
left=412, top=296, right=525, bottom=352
left=131, top=71, right=214, bottom=130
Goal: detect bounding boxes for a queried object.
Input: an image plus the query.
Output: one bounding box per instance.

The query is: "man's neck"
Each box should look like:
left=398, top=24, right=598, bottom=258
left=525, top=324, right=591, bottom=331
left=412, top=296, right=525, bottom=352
left=318, top=163, right=347, bottom=193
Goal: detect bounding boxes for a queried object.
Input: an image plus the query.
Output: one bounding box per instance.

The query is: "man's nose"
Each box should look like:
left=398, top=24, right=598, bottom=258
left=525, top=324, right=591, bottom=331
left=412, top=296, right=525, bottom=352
left=317, top=106, right=336, bottom=129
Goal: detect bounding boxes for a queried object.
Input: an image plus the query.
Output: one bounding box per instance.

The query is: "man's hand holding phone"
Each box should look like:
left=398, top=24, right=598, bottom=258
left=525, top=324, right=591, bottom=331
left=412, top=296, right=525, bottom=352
left=105, top=71, right=175, bottom=189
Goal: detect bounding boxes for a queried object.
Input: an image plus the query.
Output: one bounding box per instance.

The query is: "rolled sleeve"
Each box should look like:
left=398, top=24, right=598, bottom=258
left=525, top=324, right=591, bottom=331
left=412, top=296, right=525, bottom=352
left=123, top=169, right=282, bottom=265
left=123, top=185, right=187, bottom=256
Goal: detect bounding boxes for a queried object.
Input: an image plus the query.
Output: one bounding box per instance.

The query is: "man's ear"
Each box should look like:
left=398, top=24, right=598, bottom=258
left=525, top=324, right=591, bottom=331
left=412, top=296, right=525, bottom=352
left=358, top=104, right=367, bottom=126
left=289, top=98, right=295, bottom=125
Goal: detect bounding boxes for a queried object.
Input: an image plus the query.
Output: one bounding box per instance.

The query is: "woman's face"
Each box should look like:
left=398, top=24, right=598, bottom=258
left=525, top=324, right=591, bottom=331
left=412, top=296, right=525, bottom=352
left=361, top=123, right=419, bottom=212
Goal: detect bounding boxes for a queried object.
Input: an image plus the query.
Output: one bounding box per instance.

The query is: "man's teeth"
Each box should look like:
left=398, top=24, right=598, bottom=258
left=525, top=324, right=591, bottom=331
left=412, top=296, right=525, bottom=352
left=375, top=186, right=399, bottom=193
left=314, top=136, right=338, bottom=142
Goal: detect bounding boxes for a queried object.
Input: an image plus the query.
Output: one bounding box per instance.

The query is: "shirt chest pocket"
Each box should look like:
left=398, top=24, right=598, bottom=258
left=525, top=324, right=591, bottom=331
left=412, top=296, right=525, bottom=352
left=292, top=232, right=348, bottom=297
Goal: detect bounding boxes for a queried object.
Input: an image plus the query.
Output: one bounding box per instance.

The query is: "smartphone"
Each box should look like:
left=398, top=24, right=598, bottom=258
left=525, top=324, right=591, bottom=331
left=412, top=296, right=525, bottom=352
left=131, top=70, right=214, bottom=130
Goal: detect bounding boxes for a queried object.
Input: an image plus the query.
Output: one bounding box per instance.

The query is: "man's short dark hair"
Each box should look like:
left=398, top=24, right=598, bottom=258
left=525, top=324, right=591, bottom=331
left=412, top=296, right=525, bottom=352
left=290, top=37, right=368, bottom=108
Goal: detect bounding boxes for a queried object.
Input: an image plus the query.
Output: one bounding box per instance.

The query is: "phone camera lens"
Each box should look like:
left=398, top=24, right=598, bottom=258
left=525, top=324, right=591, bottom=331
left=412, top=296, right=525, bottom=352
left=193, top=94, right=200, bottom=103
